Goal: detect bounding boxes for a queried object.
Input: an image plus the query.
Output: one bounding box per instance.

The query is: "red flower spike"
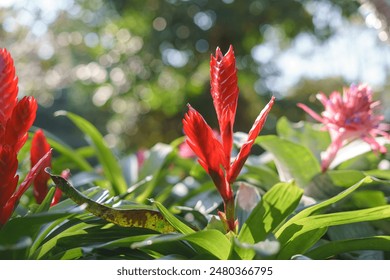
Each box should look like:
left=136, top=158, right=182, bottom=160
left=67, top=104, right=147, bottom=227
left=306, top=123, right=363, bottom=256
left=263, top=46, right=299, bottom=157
left=31, top=129, right=52, bottom=204
left=0, top=48, right=52, bottom=226
left=0, top=48, right=18, bottom=138
left=4, top=96, right=38, bottom=153
left=210, top=45, right=239, bottom=164
left=183, top=46, right=275, bottom=232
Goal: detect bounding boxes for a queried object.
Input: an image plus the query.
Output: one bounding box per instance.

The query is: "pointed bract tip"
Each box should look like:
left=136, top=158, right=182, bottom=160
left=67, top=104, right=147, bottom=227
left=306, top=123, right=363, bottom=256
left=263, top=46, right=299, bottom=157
left=227, top=44, right=234, bottom=54
left=212, top=46, right=231, bottom=62
left=215, top=46, right=222, bottom=56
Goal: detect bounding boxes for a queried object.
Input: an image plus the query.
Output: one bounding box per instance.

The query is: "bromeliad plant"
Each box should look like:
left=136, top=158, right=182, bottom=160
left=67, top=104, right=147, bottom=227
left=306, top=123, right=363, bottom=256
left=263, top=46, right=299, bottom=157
left=183, top=46, right=275, bottom=232
left=2, top=46, right=390, bottom=260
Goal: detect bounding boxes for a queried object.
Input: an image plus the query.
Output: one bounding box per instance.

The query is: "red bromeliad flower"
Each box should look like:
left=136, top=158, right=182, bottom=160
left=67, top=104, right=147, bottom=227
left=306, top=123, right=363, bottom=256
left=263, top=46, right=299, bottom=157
left=183, top=45, right=275, bottom=232
left=31, top=129, right=63, bottom=205
left=298, top=84, right=390, bottom=172
left=0, top=48, right=51, bottom=226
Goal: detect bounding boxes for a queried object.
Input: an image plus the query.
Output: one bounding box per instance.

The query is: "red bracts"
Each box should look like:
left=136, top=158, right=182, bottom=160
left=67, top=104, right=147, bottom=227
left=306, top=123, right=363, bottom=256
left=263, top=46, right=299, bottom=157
left=183, top=46, right=275, bottom=232
left=0, top=48, right=51, bottom=226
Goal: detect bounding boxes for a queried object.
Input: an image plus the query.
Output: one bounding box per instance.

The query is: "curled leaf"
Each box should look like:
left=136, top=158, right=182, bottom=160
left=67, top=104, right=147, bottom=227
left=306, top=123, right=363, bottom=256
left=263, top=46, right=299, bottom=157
left=47, top=169, right=175, bottom=234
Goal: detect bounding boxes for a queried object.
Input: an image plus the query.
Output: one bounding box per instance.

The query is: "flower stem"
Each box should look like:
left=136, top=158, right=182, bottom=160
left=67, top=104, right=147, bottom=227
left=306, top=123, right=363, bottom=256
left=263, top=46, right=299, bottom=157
left=224, top=196, right=237, bottom=233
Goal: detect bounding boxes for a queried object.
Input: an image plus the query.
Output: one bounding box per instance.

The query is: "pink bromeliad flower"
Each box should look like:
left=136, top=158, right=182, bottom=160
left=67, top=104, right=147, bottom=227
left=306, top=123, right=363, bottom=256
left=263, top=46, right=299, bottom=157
left=298, top=84, right=390, bottom=172
left=183, top=45, right=275, bottom=232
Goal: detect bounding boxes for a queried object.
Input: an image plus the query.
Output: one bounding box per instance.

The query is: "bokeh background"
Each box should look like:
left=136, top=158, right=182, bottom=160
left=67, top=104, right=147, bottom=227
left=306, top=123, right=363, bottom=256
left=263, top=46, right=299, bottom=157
left=1, top=0, right=390, bottom=153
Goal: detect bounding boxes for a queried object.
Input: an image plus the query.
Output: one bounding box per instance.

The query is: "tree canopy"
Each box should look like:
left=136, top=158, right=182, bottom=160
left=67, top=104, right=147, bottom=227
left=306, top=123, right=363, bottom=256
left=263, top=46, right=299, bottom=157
left=0, top=0, right=372, bottom=150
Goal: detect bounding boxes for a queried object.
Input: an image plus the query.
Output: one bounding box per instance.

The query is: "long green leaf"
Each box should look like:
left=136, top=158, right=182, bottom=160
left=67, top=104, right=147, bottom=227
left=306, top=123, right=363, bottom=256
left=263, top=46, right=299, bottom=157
left=183, top=230, right=231, bottom=260
left=304, top=170, right=366, bottom=200
left=32, top=219, right=97, bottom=259
left=277, top=204, right=390, bottom=259
left=275, top=176, right=372, bottom=237
left=152, top=200, right=195, bottom=235
left=257, top=135, right=321, bottom=187
left=49, top=171, right=175, bottom=234
left=132, top=230, right=230, bottom=260
left=28, top=215, right=74, bottom=259
left=234, top=181, right=303, bottom=259
left=48, top=138, right=93, bottom=171
left=0, top=211, right=74, bottom=259
left=55, top=111, right=127, bottom=194
left=34, top=187, right=56, bottom=214
left=306, top=236, right=390, bottom=259
left=55, top=248, right=84, bottom=260
left=243, top=164, right=280, bottom=190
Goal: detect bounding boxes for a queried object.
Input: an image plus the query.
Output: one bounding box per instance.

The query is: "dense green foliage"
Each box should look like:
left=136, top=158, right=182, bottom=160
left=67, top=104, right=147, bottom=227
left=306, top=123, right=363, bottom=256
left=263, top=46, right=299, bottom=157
left=1, top=113, right=390, bottom=260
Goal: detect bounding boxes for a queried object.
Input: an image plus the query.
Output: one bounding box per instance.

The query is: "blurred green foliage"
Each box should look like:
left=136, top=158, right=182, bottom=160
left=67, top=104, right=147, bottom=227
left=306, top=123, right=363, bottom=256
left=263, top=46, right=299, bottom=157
left=0, top=0, right=361, bottom=151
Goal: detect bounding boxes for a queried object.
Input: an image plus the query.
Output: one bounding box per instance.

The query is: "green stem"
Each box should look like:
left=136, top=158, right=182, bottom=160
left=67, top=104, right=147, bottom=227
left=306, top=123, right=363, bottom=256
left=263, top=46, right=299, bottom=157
left=224, top=197, right=237, bottom=233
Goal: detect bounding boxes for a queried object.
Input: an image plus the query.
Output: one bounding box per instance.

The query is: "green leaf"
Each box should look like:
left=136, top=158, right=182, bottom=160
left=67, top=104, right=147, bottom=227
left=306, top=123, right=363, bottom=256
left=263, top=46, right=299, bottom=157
left=351, top=190, right=387, bottom=208
left=234, top=181, right=303, bottom=259
left=234, top=235, right=280, bottom=259
left=183, top=230, right=230, bottom=260
left=243, top=163, right=280, bottom=190
left=0, top=211, right=74, bottom=259
left=274, top=177, right=378, bottom=259
left=152, top=200, right=195, bottom=235
left=42, top=223, right=163, bottom=259
left=0, top=237, right=32, bottom=260
left=47, top=138, right=93, bottom=172
left=34, top=187, right=56, bottom=214
left=276, top=176, right=373, bottom=237
left=327, top=222, right=377, bottom=241
left=364, top=169, right=390, bottom=180
left=54, top=247, right=84, bottom=260
left=306, top=236, right=390, bottom=259
left=49, top=171, right=175, bottom=234
left=276, top=117, right=330, bottom=161
left=55, top=111, right=127, bottom=195
left=132, top=230, right=230, bottom=260
left=304, top=170, right=366, bottom=199
left=31, top=216, right=99, bottom=259
left=277, top=204, right=390, bottom=259
left=257, top=135, right=321, bottom=187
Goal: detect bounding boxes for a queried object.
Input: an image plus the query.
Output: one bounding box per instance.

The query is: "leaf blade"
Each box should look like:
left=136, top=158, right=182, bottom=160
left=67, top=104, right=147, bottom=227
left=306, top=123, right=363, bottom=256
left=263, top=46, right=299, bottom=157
left=56, top=111, right=127, bottom=195
left=235, top=181, right=303, bottom=259
left=49, top=172, right=175, bottom=234
left=306, top=236, right=390, bottom=259
left=257, top=135, right=321, bottom=187
left=277, top=205, right=390, bottom=259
